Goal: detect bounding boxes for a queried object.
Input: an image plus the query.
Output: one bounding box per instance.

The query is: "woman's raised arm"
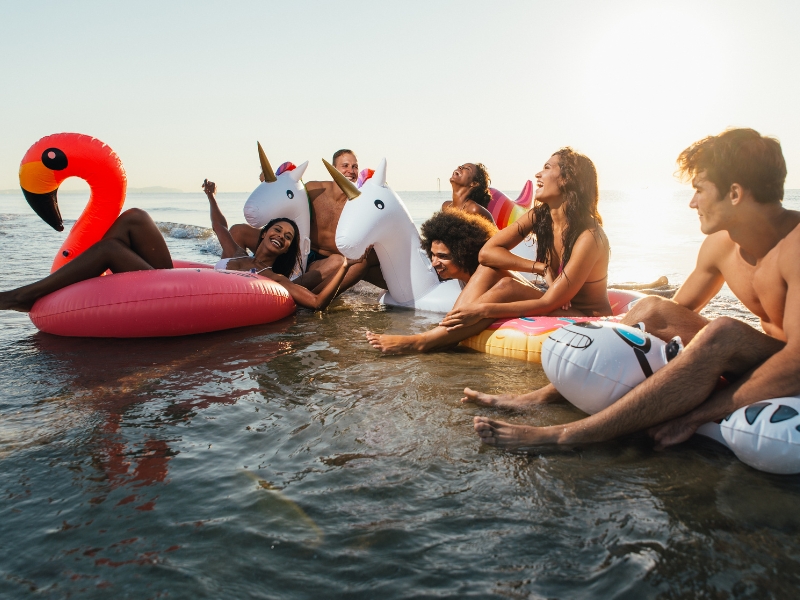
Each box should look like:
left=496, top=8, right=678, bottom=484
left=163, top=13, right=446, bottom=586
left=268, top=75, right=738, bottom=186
left=203, top=179, right=248, bottom=259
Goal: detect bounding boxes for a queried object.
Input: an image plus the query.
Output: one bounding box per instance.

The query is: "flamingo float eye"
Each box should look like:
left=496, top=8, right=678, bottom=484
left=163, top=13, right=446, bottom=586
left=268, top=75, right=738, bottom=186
left=374, top=199, right=385, bottom=210
left=286, top=190, right=294, bottom=199
left=42, top=147, right=68, bottom=170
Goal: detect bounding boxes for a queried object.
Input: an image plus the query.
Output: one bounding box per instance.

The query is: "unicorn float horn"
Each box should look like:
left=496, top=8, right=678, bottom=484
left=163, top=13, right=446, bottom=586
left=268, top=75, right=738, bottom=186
left=258, top=142, right=277, bottom=183
left=322, top=158, right=360, bottom=200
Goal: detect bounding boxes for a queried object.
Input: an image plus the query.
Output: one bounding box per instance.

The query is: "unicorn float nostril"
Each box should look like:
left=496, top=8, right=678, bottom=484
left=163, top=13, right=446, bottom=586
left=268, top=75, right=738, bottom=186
left=665, top=336, right=684, bottom=361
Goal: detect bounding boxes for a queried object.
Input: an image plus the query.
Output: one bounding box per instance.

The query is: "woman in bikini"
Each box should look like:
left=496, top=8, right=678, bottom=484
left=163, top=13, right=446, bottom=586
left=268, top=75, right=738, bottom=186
left=0, top=180, right=362, bottom=313
left=441, top=163, right=496, bottom=224
left=366, top=148, right=610, bottom=354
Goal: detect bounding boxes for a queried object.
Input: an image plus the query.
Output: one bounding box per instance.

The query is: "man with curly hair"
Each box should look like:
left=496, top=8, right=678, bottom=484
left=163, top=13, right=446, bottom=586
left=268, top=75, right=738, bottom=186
left=421, top=210, right=498, bottom=285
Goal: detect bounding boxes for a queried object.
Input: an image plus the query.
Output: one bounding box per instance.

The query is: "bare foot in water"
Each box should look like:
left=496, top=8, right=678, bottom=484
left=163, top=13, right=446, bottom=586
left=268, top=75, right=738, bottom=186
left=365, top=331, right=424, bottom=354
left=461, top=385, right=564, bottom=411
left=473, top=416, right=561, bottom=450
left=0, top=291, right=34, bottom=312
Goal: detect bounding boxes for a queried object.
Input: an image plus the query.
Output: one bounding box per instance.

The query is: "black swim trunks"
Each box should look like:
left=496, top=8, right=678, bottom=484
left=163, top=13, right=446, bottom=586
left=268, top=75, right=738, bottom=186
left=306, top=248, right=330, bottom=270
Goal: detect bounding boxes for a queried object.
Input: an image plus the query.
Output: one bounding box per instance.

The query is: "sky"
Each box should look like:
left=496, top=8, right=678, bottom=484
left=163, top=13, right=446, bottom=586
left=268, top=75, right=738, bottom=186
left=1, top=0, right=799, bottom=193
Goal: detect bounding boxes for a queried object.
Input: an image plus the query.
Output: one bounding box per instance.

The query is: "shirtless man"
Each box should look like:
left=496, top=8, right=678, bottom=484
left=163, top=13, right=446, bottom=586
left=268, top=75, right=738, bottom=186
left=441, top=163, right=496, bottom=224
left=231, top=149, right=385, bottom=291
left=470, top=128, right=800, bottom=451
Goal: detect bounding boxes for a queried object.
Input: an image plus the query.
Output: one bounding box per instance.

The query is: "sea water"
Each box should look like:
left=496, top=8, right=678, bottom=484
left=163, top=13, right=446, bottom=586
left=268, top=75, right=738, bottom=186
left=0, top=189, right=798, bottom=598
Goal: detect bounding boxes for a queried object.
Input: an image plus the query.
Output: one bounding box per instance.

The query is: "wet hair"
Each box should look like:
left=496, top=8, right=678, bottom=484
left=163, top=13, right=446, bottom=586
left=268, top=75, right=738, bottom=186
left=332, top=149, right=356, bottom=167
left=259, top=218, right=302, bottom=277
left=420, top=209, right=498, bottom=275
left=676, top=128, right=786, bottom=203
left=466, top=163, right=492, bottom=209
left=527, top=148, right=603, bottom=271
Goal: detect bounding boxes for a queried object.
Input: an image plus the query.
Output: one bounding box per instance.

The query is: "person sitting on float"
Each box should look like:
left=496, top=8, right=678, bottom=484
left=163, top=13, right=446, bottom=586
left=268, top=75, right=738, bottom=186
left=442, top=163, right=496, bottom=224
left=366, top=148, right=610, bottom=354
left=0, top=181, right=364, bottom=313
left=421, top=209, right=498, bottom=286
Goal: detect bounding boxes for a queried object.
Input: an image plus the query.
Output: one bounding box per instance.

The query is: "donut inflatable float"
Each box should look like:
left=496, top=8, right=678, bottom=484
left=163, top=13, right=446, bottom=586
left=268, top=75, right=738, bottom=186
left=540, top=319, right=800, bottom=475
left=459, top=289, right=645, bottom=363
left=20, top=133, right=295, bottom=337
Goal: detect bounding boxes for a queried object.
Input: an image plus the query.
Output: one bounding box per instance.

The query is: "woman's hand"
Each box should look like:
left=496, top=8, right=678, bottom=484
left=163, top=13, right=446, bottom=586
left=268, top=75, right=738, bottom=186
left=440, top=303, right=487, bottom=330
left=202, top=179, right=216, bottom=196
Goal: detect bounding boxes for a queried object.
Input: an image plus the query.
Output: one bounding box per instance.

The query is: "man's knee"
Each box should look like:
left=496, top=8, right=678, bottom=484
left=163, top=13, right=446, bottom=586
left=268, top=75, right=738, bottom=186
left=688, top=317, right=772, bottom=368
left=118, top=207, right=152, bottom=226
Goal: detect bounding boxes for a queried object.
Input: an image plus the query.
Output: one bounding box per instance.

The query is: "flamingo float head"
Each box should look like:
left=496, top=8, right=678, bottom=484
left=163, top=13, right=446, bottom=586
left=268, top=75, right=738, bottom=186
left=19, top=133, right=127, bottom=271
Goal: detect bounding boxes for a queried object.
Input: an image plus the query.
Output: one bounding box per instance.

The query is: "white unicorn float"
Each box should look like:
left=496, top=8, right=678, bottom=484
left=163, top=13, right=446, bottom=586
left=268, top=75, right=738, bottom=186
left=242, top=142, right=312, bottom=268
left=326, top=158, right=463, bottom=313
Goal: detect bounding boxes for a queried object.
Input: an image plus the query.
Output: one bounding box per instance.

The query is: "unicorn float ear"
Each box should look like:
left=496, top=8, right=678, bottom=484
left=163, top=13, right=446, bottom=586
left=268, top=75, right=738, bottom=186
left=288, top=160, right=308, bottom=182
left=322, top=158, right=361, bottom=200
left=373, top=158, right=388, bottom=187
left=257, top=141, right=277, bottom=183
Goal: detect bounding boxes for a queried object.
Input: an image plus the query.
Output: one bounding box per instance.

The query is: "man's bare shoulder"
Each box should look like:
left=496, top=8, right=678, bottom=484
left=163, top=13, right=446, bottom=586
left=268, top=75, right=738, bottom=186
left=697, top=231, right=737, bottom=266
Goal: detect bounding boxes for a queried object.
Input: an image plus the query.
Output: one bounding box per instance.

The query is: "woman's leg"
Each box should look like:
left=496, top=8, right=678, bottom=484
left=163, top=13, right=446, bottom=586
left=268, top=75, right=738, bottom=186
left=0, top=208, right=171, bottom=311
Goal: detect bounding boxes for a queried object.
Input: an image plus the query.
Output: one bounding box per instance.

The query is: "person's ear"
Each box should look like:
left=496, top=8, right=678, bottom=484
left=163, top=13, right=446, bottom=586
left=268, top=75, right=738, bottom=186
left=729, top=183, right=743, bottom=206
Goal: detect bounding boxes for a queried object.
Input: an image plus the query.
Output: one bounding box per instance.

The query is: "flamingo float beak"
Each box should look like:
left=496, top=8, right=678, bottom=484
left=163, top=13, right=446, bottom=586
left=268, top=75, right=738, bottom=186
left=19, top=151, right=67, bottom=232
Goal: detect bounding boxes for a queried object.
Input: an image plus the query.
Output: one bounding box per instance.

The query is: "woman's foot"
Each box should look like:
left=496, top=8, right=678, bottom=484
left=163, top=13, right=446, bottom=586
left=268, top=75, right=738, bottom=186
left=366, top=331, right=425, bottom=354
left=0, top=290, right=34, bottom=312
left=473, top=416, right=561, bottom=450
left=461, top=385, right=563, bottom=411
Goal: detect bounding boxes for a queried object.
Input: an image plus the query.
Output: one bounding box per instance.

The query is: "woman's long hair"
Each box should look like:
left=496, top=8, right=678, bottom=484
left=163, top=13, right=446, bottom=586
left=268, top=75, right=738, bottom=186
left=466, top=163, right=493, bottom=208
left=527, top=148, right=602, bottom=272
left=259, top=218, right=302, bottom=277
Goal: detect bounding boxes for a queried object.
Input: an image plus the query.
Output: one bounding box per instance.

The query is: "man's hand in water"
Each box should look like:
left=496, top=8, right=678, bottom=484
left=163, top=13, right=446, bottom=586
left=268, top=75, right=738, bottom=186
left=440, top=303, right=487, bottom=330
left=202, top=179, right=216, bottom=196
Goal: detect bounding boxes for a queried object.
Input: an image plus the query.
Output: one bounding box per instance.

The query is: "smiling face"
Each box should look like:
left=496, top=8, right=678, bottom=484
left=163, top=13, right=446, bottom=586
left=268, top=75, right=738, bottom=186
left=450, top=164, right=478, bottom=188
left=430, top=240, right=471, bottom=283
left=689, top=172, right=730, bottom=235
left=259, top=220, right=296, bottom=255
left=534, top=154, right=563, bottom=204
left=334, top=153, right=359, bottom=183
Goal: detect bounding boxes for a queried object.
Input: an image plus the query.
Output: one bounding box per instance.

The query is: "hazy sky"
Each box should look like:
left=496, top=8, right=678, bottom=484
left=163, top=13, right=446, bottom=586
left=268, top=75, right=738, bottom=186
left=1, top=0, right=798, bottom=192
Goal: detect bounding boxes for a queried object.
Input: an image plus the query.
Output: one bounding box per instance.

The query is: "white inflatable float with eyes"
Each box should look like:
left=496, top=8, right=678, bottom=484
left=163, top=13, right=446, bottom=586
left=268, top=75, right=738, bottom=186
left=242, top=143, right=312, bottom=268
left=541, top=321, right=800, bottom=475
left=328, top=158, right=463, bottom=312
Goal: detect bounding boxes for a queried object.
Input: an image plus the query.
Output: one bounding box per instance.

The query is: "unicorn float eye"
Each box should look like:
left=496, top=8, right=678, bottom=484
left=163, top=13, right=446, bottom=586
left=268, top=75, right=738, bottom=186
left=286, top=190, right=294, bottom=199
left=374, top=199, right=385, bottom=210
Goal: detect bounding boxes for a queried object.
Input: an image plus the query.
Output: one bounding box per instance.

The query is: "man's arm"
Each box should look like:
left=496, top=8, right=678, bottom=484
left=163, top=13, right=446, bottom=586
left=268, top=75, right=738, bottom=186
left=672, top=233, right=727, bottom=311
